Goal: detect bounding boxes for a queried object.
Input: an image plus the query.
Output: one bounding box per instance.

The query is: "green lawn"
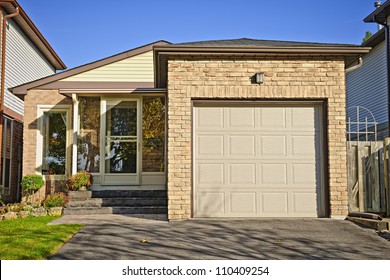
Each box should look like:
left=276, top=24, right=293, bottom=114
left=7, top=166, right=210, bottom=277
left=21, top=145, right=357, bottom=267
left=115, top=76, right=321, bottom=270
left=0, top=216, right=83, bottom=260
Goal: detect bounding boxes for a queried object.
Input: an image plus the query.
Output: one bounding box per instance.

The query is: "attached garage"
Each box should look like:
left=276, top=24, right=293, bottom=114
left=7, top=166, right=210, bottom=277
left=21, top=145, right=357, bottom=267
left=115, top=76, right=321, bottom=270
left=193, top=102, right=325, bottom=218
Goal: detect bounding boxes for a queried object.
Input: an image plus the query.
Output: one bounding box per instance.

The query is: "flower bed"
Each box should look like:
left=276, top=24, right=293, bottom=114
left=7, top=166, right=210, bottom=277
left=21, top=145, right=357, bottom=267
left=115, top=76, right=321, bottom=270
left=0, top=192, right=67, bottom=221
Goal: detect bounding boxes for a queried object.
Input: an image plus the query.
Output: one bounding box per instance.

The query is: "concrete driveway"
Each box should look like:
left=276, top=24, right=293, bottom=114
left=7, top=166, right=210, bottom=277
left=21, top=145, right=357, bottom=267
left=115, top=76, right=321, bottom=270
left=49, top=215, right=390, bottom=260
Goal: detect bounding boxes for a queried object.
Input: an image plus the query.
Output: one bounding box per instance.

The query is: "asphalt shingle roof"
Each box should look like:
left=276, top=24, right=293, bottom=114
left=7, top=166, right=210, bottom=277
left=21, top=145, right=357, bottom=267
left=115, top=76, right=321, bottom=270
left=173, top=38, right=359, bottom=48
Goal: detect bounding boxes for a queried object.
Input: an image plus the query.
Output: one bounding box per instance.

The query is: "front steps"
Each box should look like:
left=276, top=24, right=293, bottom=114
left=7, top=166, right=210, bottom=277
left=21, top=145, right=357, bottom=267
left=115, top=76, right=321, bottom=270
left=64, top=190, right=167, bottom=218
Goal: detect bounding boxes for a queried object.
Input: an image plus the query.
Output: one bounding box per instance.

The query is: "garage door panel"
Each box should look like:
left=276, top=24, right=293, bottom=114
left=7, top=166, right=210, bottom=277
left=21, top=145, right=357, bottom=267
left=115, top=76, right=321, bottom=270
left=261, top=193, right=289, bottom=214
left=229, top=163, right=256, bottom=184
left=291, top=107, right=317, bottom=128
left=292, top=192, right=318, bottom=215
left=228, top=107, right=255, bottom=128
left=197, top=163, right=224, bottom=184
left=229, top=135, right=256, bottom=156
left=230, top=192, right=257, bottom=214
left=196, top=192, right=225, bottom=216
left=260, top=108, right=286, bottom=128
left=292, top=163, right=317, bottom=184
left=260, top=164, right=288, bottom=184
left=292, top=135, right=317, bottom=156
left=197, top=135, right=224, bottom=157
left=194, top=104, right=323, bottom=218
left=260, top=136, right=287, bottom=156
left=196, top=107, right=224, bottom=129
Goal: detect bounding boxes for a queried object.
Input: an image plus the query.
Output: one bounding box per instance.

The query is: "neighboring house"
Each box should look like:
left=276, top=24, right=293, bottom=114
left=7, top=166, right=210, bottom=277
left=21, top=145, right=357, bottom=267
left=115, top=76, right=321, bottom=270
left=0, top=0, right=66, bottom=202
left=12, top=38, right=368, bottom=220
left=346, top=1, right=390, bottom=140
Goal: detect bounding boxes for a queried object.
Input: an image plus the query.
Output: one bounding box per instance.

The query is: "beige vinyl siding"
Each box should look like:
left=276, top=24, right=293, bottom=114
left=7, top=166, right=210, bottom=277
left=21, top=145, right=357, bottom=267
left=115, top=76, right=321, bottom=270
left=61, top=51, right=154, bottom=82
left=346, top=41, right=387, bottom=125
left=3, top=17, right=55, bottom=116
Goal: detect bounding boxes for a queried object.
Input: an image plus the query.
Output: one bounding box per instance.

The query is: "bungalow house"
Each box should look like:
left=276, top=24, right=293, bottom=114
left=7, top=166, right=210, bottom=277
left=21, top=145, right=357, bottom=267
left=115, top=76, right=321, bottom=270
left=12, top=38, right=369, bottom=220
left=0, top=0, right=65, bottom=202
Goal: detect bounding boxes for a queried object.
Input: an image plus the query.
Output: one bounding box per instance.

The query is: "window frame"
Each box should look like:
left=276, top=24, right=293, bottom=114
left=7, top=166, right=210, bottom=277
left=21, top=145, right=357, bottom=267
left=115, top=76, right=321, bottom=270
left=36, top=105, right=72, bottom=178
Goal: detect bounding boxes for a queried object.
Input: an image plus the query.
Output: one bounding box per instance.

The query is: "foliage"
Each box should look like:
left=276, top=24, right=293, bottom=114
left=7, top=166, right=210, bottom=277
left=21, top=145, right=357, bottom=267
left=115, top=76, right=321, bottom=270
left=9, top=203, right=24, bottom=213
left=67, top=171, right=92, bottom=191
left=0, top=203, right=10, bottom=215
left=362, top=31, right=373, bottom=43
left=44, top=193, right=67, bottom=208
left=23, top=204, right=34, bottom=212
left=21, top=174, right=44, bottom=192
left=0, top=216, right=83, bottom=259
left=142, top=97, right=165, bottom=150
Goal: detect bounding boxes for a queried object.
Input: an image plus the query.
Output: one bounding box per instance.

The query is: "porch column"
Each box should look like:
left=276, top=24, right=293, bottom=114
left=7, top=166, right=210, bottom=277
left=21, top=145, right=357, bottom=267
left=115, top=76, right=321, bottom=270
left=72, top=93, right=78, bottom=175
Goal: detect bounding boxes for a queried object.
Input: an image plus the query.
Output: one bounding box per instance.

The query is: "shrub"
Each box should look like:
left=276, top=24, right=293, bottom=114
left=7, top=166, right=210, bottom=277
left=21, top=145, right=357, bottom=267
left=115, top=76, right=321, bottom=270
left=9, top=203, right=24, bottom=213
left=67, top=171, right=92, bottom=191
left=44, top=193, right=67, bottom=208
left=21, top=174, right=44, bottom=192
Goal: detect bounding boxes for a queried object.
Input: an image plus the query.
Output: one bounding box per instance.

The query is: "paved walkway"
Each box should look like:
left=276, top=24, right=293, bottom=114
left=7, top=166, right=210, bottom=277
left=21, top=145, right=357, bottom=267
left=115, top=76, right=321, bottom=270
left=49, top=215, right=390, bottom=260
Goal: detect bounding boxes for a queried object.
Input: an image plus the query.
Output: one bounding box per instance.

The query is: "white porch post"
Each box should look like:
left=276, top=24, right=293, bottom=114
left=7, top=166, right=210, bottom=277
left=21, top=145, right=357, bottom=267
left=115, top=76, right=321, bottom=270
left=72, top=94, right=78, bottom=175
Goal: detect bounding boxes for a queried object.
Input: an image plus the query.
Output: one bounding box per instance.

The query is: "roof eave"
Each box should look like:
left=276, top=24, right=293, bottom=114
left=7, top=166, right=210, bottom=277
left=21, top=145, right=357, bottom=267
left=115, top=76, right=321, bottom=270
left=364, top=1, right=390, bottom=23
left=154, top=45, right=371, bottom=55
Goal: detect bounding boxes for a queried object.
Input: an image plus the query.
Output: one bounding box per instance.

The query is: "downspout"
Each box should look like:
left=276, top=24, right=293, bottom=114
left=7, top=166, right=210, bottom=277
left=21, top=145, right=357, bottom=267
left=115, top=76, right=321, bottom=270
left=1, top=7, right=19, bottom=112
left=345, top=57, right=363, bottom=73
left=0, top=6, right=19, bottom=174
left=385, top=24, right=390, bottom=138
left=373, top=18, right=390, bottom=138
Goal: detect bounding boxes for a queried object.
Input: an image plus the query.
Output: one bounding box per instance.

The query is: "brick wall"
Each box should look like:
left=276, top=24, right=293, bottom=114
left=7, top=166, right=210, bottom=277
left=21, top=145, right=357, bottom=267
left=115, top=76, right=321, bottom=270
left=1, top=119, right=23, bottom=203
left=166, top=56, right=347, bottom=220
left=23, top=89, right=72, bottom=198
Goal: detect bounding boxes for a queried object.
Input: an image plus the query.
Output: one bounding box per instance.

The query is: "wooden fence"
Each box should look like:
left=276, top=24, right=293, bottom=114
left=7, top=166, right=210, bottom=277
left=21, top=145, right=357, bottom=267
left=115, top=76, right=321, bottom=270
left=347, top=141, right=390, bottom=215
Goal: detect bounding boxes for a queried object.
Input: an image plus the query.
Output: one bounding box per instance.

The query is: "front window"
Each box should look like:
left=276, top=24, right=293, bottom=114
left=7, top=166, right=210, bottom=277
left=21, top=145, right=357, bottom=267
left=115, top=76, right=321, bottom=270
left=142, top=96, right=165, bottom=172
left=78, top=97, right=101, bottom=173
left=42, top=112, right=67, bottom=175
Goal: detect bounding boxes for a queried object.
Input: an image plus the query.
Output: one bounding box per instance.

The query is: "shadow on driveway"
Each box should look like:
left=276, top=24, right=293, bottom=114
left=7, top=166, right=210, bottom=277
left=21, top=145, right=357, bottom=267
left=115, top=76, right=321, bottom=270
left=49, top=216, right=390, bottom=260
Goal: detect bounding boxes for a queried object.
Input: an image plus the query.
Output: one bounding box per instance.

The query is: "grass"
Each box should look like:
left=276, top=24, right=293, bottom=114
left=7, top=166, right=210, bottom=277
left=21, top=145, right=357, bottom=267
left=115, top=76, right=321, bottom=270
left=0, top=216, right=83, bottom=260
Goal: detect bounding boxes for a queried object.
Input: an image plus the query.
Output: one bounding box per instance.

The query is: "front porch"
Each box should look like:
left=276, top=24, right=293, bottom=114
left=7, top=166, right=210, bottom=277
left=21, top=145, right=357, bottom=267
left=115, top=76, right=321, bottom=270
left=39, top=94, right=167, bottom=191
left=64, top=189, right=167, bottom=219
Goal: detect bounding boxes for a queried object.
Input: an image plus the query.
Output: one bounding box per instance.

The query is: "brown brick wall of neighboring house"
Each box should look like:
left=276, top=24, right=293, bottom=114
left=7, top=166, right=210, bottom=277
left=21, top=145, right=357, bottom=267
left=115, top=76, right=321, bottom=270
left=23, top=89, right=72, bottom=200
left=166, top=56, right=347, bottom=220
left=0, top=119, right=23, bottom=203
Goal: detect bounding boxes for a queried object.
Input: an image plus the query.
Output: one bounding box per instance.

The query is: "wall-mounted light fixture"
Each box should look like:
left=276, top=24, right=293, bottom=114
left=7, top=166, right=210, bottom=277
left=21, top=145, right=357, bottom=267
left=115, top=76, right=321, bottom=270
left=255, top=72, right=264, bottom=84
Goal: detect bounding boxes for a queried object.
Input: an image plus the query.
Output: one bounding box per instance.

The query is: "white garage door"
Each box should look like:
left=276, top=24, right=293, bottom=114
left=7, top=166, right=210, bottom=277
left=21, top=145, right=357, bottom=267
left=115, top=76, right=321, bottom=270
left=193, top=103, right=324, bottom=218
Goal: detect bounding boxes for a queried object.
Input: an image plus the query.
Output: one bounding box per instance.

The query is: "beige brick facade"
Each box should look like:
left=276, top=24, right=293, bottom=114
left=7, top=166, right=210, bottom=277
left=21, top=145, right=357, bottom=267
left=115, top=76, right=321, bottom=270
left=166, top=56, right=347, bottom=220
left=23, top=89, right=72, bottom=198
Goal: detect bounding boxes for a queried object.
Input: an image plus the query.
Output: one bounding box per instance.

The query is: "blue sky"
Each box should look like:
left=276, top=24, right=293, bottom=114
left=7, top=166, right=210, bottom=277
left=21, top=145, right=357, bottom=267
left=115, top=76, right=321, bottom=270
left=18, top=0, right=380, bottom=69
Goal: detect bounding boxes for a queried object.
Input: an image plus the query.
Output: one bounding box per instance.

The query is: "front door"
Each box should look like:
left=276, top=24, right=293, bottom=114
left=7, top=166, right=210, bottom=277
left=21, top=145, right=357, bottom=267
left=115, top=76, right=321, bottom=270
left=101, top=99, right=140, bottom=185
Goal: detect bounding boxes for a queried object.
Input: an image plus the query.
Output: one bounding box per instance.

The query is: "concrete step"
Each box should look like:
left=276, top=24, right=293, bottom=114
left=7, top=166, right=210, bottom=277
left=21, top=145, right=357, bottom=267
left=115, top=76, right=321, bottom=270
left=67, top=197, right=167, bottom=207
left=68, top=191, right=92, bottom=199
left=64, top=206, right=167, bottom=215
left=91, top=190, right=167, bottom=198
left=347, top=216, right=390, bottom=231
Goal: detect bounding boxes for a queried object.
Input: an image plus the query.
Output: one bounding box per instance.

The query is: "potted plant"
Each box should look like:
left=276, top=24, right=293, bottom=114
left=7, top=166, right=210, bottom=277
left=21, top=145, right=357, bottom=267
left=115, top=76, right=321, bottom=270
left=44, top=193, right=67, bottom=216
left=67, top=171, right=92, bottom=191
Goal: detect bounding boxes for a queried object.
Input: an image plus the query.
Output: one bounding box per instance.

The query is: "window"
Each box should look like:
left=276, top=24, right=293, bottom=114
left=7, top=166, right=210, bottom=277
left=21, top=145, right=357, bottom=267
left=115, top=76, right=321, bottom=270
left=78, top=97, right=100, bottom=173
left=142, top=96, right=165, bottom=172
left=37, top=105, right=71, bottom=176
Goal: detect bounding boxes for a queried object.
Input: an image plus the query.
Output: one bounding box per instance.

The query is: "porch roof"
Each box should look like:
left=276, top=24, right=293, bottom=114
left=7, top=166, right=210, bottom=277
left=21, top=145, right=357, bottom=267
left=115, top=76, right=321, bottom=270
left=10, top=40, right=170, bottom=96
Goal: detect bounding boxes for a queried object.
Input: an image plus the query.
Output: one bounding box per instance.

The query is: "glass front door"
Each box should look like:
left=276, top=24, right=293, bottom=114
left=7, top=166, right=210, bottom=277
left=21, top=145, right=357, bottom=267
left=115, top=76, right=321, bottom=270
left=101, top=99, right=140, bottom=185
